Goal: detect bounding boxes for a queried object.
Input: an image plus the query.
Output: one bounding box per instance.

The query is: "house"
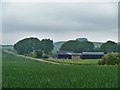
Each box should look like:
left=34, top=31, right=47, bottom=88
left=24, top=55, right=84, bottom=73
left=81, top=52, right=105, bottom=59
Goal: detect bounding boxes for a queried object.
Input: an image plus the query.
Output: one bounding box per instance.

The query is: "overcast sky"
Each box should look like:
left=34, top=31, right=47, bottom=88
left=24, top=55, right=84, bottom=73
left=1, top=1, right=118, bottom=45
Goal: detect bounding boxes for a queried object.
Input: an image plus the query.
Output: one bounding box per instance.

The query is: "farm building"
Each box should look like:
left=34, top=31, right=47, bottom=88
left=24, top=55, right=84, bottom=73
left=58, top=52, right=81, bottom=60
left=52, top=51, right=105, bottom=59
left=81, top=52, right=105, bottom=59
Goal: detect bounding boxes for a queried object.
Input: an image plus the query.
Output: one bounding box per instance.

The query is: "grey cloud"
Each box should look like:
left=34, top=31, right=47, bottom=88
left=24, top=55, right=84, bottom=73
left=2, top=2, right=117, bottom=33
left=2, top=2, right=118, bottom=44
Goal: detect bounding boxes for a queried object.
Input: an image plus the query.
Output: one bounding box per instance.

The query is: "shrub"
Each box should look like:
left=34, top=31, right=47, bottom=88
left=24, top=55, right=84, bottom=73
left=98, top=59, right=106, bottom=65
left=42, top=53, right=49, bottom=59
left=98, top=53, right=119, bottom=65
left=35, top=50, right=43, bottom=58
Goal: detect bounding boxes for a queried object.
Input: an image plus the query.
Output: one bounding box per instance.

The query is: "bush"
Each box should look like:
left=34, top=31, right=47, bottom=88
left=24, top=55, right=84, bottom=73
left=98, top=53, right=119, bottom=65
left=35, top=50, right=43, bottom=58
left=42, top=53, right=49, bottom=59
left=98, top=60, right=106, bottom=65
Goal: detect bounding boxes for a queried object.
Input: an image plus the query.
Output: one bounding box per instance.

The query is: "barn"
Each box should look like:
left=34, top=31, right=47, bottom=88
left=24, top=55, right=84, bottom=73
left=52, top=51, right=105, bottom=60
left=81, top=52, right=105, bottom=59
left=58, top=52, right=81, bottom=60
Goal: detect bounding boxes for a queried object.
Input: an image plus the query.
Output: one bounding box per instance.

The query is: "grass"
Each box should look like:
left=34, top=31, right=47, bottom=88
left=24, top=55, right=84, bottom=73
left=46, top=58, right=100, bottom=65
left=2, top=51, right=118, bottom=88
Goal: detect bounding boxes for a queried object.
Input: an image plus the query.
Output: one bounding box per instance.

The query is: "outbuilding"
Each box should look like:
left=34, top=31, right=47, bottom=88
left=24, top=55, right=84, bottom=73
left=81, top=52, right=105, bottom=59
left=58, top=52, right=81, bottom=60
left=52, top=51, right=105, bottom=60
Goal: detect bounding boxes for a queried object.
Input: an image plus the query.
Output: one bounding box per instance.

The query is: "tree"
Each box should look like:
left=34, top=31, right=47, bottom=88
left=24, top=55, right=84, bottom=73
left=78, top=41, right=94, bottom=52
left=60, top=40, right=80, bottom=52
left=14, top=38, right=54, bottom=55
left=118, top=43, right=120, bottom=52
left=100, top=41, right=118, bottom=53
left=14, top=37, right=41, bottom=55
left=35, top=50, right=43, bottom=58
left=94, top=47, right=101, bottom=52
left=40, top=39, right=54, bottom=54
left=60, top=40, right=94, bottom=53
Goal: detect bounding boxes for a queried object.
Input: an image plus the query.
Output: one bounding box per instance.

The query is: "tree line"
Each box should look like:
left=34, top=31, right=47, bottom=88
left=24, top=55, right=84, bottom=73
left=14, top=37, right=54, bottom=56
left=60, top=40, right=119, bottom=53
left=14, top=37, right=119, bottom=58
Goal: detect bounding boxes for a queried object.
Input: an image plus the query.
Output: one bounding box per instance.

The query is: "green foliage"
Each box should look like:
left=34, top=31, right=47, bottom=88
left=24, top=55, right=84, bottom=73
left=93, top=42, right=103, bottom=48
left=42, top=53, right=49, bottom=59
left=78, top=41, right=94, bottom=52
left=100, top=41, right=118, bottom=53
left=53, top=40, right=103, bottom=53
left=98, top=53, right=119, bottom=65
left=60, top=40, right=94, bottom=52
left=35, top=50, right=50, bottom=59
left=60, top=40, right=80, bottom=52
left=41, top=39, right=54, bottom=54
left=14, top=37, right=54, bottom=55
left=35, top=50, right=43, bottom=58
left=53, top=41, right=65, bottom=53
left=94, top=47, right=101, bottom=52
left=118, top=43, right=120, bottom=52
left=14, top=37, right=41, bottom=55
left=2, top=51, right=118, bottom=88
left=27, top=53, right=36, bottom=58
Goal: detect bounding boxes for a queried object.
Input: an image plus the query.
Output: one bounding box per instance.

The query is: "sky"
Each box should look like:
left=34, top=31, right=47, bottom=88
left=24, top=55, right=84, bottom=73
left=1, top=0, right=118, bottom=45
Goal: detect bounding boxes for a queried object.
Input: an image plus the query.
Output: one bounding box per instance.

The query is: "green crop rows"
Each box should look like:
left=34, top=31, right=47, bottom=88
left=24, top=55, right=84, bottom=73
left=2, top=51, right=118, bottom=88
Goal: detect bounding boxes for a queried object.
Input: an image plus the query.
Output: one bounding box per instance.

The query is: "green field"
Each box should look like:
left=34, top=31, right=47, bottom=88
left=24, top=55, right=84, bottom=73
left=2, top=51, right=118, bottom=88
left=47, top=58, right=100, bottom=65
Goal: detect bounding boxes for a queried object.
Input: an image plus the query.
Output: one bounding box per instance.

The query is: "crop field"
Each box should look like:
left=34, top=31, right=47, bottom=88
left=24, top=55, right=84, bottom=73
left=2, top=51, right=118, bottom=88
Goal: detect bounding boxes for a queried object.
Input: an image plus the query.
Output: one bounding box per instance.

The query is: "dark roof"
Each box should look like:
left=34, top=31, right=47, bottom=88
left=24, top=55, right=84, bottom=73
left=58, top=52, right=81, bottom=56
left=57, top=51, right=104, bottom=56
left=82, top=52, right=104, bottom=55
left=58, top=51, right=73, bottom=53
left=71, top=53, right=81, bottom=55
left=58, top=52, right=72, bottom=55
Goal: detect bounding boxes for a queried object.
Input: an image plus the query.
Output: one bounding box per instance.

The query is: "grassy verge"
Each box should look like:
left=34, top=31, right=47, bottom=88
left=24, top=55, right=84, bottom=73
left=46, top=58, right=100, bottom=65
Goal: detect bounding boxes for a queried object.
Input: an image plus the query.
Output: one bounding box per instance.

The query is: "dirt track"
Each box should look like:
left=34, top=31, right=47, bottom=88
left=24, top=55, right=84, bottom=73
left=3, top=50, right=60, bottom=65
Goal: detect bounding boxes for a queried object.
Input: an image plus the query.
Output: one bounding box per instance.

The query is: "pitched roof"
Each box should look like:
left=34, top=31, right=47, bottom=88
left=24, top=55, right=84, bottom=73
left=58, top=52, right=81, bottom=55
left=82, top=52, right=104, bottom=55
left=71, top=53, right=81, bottom=55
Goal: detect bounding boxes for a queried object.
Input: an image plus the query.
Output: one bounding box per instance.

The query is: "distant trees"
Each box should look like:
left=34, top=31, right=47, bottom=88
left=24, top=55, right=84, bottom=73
left=78, top=41, right=94, bottom=52
left=14, top=37, right=41, bottom=55
left=14, top=37, right=54, bottom=55
left=41, top=39, right=54, bottom=54
left=14, top=37, right=119, bottom=56
left=60, top=40, right=94, bottom=53
left=118, top=43, right=120, bottom=52
left=100, top=41, right=118, bottom=53
left=35, top=50, right=43, bottom=58
left=60, top=40, right=80, bottom=52
left=59, top=40, right=119, bottom=53
left=94, top=47, right=101, bottom=52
